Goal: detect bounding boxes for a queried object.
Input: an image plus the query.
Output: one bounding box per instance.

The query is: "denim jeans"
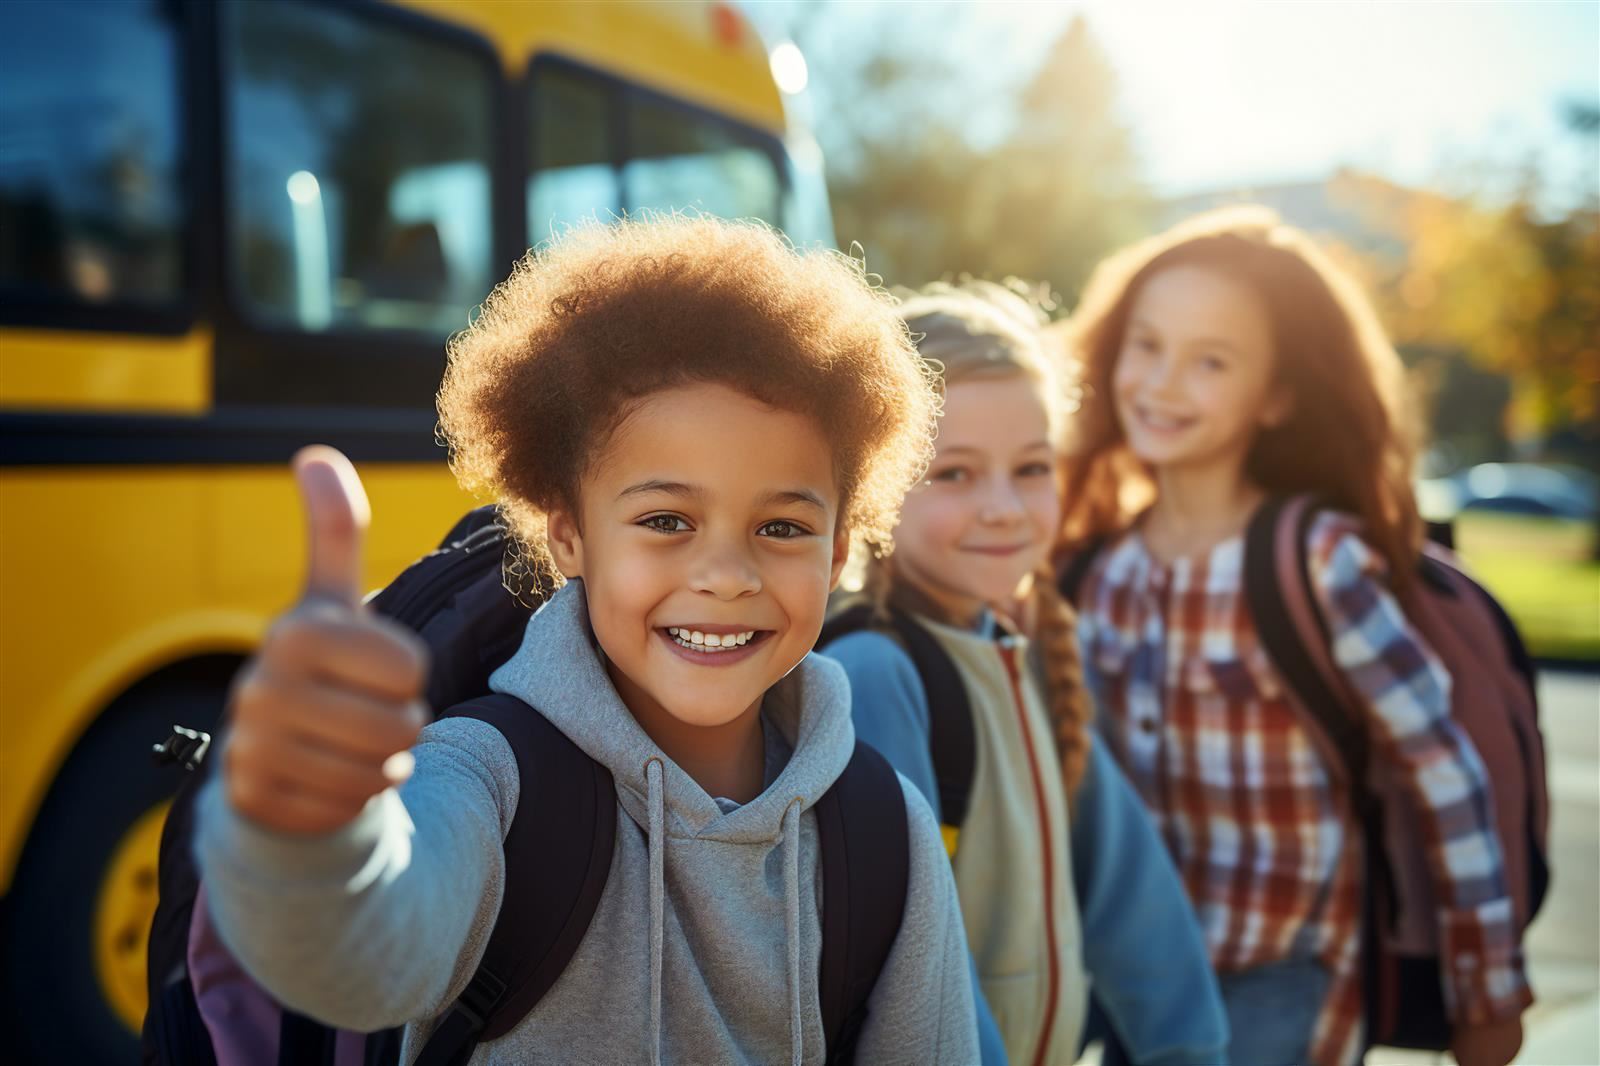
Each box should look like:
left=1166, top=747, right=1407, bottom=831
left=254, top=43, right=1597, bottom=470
left=1217, top=953, right=1332, bottom=1065
left=1086, top=951, right=1330, bottom=1066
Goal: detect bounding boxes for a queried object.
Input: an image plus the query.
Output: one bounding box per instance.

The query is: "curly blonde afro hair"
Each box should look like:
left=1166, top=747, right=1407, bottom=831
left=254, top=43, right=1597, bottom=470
left=437, top=215, right=939, bottom=582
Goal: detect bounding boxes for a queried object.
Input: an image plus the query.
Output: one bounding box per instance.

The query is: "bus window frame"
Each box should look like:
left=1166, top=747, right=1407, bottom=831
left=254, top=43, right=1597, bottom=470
left=209, top=0, right=516, bottom=412
left=0, top=0, right=203, bottom=337
left=525, top=53, right=793, bottom=243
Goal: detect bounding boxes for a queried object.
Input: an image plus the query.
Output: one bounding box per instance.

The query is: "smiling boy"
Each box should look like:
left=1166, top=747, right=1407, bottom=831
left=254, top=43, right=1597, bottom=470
left=194, top=218, right=977, bottom=1064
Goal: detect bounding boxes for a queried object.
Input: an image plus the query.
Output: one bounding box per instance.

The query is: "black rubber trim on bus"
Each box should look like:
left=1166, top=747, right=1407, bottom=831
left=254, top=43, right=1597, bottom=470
left=0, top=407, right=444, bottom=466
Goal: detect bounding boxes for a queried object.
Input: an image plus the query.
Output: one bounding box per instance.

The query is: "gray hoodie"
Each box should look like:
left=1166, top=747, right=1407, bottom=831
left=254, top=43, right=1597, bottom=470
left=195, top=581, right=979, bottom=1065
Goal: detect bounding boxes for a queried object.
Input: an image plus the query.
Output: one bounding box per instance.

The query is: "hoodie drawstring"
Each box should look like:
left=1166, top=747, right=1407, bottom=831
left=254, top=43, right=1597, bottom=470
left=782, top=797, right=804, bottom=1066
left=646, top=757, right=666, bottom=1066
left=643, top=760, right=806, bottom=1066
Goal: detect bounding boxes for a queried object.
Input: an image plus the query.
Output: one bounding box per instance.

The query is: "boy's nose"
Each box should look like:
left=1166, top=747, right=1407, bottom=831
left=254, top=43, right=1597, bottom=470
left=688, top=544, right=762, bottom=600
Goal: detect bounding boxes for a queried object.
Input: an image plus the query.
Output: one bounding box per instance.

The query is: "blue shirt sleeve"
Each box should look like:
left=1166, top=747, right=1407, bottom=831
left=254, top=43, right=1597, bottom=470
left=820, top=631, right=1008, bottom=1066
left=1071, top=740, right=1230, bottom=1066
left=820, top=631, right=943, bottom=823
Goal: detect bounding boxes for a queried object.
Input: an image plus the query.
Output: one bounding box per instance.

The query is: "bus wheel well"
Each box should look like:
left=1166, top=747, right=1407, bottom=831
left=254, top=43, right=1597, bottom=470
left=98, top=653, right=243, bottom=727
left=3, top=652, right=242, bottom=1061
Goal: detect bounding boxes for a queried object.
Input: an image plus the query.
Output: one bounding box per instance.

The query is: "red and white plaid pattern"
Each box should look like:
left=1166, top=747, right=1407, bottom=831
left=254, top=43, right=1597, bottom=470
left=1078, top=513, right=1531, bottom=1065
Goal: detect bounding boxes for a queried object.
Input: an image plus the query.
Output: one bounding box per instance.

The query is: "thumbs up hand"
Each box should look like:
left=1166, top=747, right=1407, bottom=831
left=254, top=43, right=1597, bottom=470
left=223, top=446, right=430, bottom=835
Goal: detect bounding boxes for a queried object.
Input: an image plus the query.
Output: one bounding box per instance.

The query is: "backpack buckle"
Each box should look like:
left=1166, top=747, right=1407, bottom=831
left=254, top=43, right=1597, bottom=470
left=454, top=969, right=508, bottom=1032
left=151, top=725, right=211, bottom=771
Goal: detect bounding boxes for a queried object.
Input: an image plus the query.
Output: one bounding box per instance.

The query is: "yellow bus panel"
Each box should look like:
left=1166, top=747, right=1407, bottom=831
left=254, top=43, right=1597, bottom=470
left=0, top=328, right=211, bottom=414
left=0, top=462, right=476, bottom=891
left=393, top=0, right=787, bottom=132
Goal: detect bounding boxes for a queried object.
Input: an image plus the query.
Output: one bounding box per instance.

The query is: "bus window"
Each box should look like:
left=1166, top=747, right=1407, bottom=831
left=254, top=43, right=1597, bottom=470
left=781, top=133, right=838, bottom=250
left=223, top=1, right=493, bottom=336
left=0, top=0, right=184, bottom=308
left=623, top=97, right=782, bottom=223
left=528, top=65, right=619, bottom=244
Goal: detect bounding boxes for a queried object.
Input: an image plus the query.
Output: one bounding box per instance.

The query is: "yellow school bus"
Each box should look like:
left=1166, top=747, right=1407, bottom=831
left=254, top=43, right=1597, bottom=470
left=0, top=1, right=829, bottom=1058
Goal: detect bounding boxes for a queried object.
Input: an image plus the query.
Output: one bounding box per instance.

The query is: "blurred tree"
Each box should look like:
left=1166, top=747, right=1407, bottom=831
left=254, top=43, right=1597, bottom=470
left=1405, top=345, right=1514, bottom=470
left=982, top=15, right=1153, bottom=303
left=1329, top=104, right=1599, bottom=451
left=768, top=5, right=1150, bottom=297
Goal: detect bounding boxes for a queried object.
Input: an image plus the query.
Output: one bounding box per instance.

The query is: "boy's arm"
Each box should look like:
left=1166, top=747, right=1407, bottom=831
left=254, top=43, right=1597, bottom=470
left=1308, top=521, right=1532, bottom=1031
left=851, top=777, right=981, bottom=1065
left=822, top=632, right=1009, bottom=1064
left=194, top=716, right=520, bottom=1032
left=1071, top=741, right=1230, bottom=1065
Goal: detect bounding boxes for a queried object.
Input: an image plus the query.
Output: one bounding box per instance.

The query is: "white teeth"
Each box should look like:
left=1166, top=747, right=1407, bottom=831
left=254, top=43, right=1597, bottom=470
left=1142, top=409, right=1187, bottom=430
left=667, top=629, right=760, bottom=653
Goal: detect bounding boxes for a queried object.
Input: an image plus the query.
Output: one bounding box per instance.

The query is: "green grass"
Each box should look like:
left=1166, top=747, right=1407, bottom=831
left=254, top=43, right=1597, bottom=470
left=1453, top=513, right=1600, bottom=662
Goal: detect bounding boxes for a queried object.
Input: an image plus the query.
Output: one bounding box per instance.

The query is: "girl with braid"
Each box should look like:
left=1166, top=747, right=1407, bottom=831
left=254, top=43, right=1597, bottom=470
left=821, top=282, right=1226, bottom=1066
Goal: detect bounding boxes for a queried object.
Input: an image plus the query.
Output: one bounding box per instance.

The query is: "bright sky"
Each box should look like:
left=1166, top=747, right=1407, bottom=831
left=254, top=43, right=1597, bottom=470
left=988, top=0, right=1600, bottom=202
left=754, top=0, right=1600, bottom=207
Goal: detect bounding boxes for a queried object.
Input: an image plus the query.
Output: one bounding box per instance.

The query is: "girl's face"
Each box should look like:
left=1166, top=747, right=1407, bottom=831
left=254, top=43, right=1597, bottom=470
left=547, top=382, right=848, bottom=734
left=892, top=374, right=1060, bottom=624
left=1113, top=264, right=1289, bottom=476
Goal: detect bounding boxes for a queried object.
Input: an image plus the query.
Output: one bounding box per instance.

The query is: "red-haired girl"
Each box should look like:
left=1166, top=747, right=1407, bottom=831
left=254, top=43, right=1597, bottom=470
left=1060, top=207, right=1530, bottom=1066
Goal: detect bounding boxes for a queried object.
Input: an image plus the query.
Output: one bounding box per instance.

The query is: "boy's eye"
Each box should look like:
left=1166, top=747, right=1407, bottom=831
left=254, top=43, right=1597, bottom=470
left=758, top=520, right=809, bottom=539
left=640, top=514, right=690, bottom=534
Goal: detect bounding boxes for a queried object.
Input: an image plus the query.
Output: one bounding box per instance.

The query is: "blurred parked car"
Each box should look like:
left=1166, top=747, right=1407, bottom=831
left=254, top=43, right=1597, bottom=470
left=1419, top=463, right=1600, bottom=663
left=1421, top=462, right=1599, bottom=521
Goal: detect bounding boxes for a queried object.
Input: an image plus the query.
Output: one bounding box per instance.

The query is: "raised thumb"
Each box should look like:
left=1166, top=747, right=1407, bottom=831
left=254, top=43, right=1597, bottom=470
left=292, top=445, right=371, bottom=608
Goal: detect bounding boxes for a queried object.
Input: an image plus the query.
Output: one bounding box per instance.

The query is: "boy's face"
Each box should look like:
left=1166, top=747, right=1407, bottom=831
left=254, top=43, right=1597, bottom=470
left=548, top=382, right=849, bottom=733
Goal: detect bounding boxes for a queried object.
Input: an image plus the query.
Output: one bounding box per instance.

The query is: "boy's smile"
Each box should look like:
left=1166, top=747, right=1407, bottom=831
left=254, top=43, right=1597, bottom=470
left=661, top=624, right=773, bottom=662
left=546, top=382, right=849, bottom=760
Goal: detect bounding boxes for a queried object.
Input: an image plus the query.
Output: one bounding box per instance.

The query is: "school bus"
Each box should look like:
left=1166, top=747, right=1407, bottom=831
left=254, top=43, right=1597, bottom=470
left=0, top=1, right=830, bottom=1059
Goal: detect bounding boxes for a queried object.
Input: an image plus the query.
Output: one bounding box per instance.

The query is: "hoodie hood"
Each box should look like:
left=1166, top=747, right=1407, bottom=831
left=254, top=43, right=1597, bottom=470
left=489, top=580, right=859, bottom=1065
left=489, top=580, right=856, bottom=839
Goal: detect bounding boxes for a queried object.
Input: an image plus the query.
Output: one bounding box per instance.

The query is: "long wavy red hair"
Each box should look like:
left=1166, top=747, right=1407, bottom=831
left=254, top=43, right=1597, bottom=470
left=1058, top=206, right=1423, bottom=584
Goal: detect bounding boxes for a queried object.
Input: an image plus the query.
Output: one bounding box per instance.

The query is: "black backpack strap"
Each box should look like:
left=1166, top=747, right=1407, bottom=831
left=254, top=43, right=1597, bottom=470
left=439, top=504, right=504, bottom=547
left=277, top=1012, right=337, bottom=1066
left=882, top=612, right=975, bottom=831
left=413, top=693, right=617, bottom=1066
left=815, top=740, right=911, bottom=1065
left=365, top=511, right=541, bottom=714
left=1056, top=536, right=1109, bottom=607
left=819, top=604, right=976, bottom=834
left=1243, top=496, right=1370, bottom=790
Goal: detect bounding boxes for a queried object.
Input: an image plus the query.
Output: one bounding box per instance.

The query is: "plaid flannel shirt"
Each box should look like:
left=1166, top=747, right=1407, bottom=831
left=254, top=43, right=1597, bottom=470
left=1077, top=512, right=1531, bottom=1065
